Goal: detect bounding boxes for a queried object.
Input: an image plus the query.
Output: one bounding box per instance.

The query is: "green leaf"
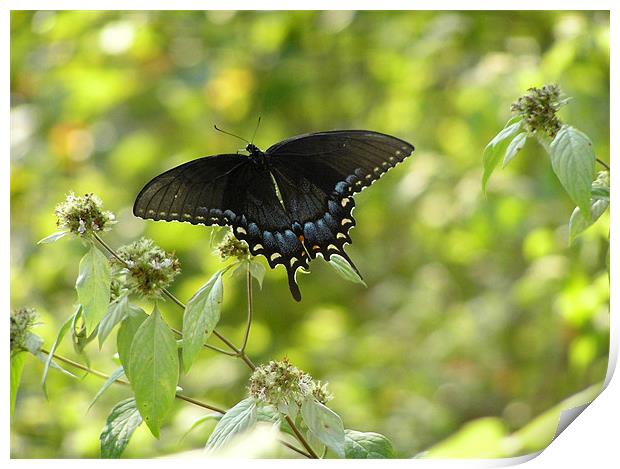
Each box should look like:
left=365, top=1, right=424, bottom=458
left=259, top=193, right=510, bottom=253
left=181, top=412, right=222, bottom=441
left=116, top=305, right=148, bottom=382
left=590, top=186, right=610, bottom=200
left=206, top=398, right=257, bottom=452
left=256, top=405, right=294, bottom=437
left=128, top=304, right=179, bottom=438
left=76, top=245, right=112, bottom=335
left=70, top=307, right=98, bottom=363
left=33, top=350, right=77, bottom=379
left=248, top=260, right=266, bottom=289
left=344, top=430, right=395, bottom=459
left=502, top=132, right=527, bottom=168
left=98, top=295, right=131, bottom=349
left=549, top=126, right=596, bottom=220
left=38, top=230, right=68, bottom=244
left=482, top=116, right=523, bottom=193
left=328, top=254, right=367, bottom=287
left=24, top=331, right=43, bottom=355
left=568, top=198, right=609, bottom=245
left=182, top=270, right=224, bottom=373
left=89, top=366, right=126, bottom=410
left=100, top=398, right=143, bottom=458
left=11, top=352, right=26, bottom=416
left=42, top=310, right=76, bottom=396
left=301, top=398, right=345, bottom=458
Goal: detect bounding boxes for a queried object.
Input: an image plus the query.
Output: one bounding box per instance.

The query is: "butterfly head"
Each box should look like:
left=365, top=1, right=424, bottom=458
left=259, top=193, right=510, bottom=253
left=246, top=143, right=262, bottom=156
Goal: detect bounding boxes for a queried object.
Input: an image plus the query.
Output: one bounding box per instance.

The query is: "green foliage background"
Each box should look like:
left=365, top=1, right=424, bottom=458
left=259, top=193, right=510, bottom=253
left=10, top=10, right=609, bottom=458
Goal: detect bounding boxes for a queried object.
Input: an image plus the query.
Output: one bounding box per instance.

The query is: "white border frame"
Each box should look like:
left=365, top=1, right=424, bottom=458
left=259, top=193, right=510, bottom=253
left=3, top=2, right=616, bottom=467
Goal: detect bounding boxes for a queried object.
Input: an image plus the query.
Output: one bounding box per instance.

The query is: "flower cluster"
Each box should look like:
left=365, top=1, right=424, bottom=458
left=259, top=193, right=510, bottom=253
left=511, top=84, right=568, bottom=138
left=217, top=232, right=250, bottom=261
left=593, top=170, right=610, bottom=191
left=114, top=238, right=181, bottom=298
left=248, top=358, right=333, bottom=408
left=55, top=192, right=115, bottom=237
left=10, top=307, right=38, bottom=353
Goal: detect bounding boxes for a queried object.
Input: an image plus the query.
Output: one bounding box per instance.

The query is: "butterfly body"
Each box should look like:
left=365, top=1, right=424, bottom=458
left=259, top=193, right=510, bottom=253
left=134, top=130, right=414, bottom=301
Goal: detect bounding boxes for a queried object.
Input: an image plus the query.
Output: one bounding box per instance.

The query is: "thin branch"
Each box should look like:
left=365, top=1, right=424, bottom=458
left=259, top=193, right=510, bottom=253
left=41, top=348, right=226, bottom=414
left=170, top=327, right=238, bottom=357
left=241, top=267, right=253, bottom=353
left=596, top=158, right=610, bottom=171
left=279, top=439, right=312, bottom=458
left=285, top=415, right=320, bottom=459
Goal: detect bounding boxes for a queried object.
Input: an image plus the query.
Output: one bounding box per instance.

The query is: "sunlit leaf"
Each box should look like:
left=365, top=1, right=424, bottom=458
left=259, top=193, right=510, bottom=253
left=256, top=405, right=294, bottom=437
left=37, top=230, right=69, bottom=244
left=568, top=198, right=609, bottom=245
left=76, top=245, right=112, bottom=335
left=482, top=116, right=522, bottom=193
left=33, top=349, right=77, bottom=379
left=301, top=397, right=345, bottom=458
left=100, top=398, right=143, bottom=458
left=248, top=260, right=266, bottom=289
left=549, top=126, right=596, bottom=220
left=71, top=306, right=98, bottom=361
left=344, top=429, right=395, bottom=458
left=89, top=366, right=126, bottom=410
left=182, top=269, right=224, bottom=373
left=98, top=295, right=130, bottom=349
left=233, top=260, right=265, bottom=288
left=328, top=254, right=366, bottom=287
left=116, top=305, right=147, bottom=382
left=42, top=309, right=77, bottom=396
left=128, top=304, right=179, bottom=437
left=181, top=412, right=222, bottom=441
left=206, top=398, right=257, bottom=452
left=502, top=132, right=527, bottom=168
left=255, top=404, right=280, bottom=423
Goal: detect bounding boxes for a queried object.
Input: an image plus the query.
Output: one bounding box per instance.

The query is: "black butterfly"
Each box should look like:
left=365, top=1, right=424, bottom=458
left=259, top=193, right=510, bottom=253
left=133, top=130, right=414, bottom=301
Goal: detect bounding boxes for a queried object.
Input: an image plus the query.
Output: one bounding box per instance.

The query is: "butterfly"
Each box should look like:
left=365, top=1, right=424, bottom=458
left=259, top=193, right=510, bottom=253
left=133, top=130, right=415, bottom=301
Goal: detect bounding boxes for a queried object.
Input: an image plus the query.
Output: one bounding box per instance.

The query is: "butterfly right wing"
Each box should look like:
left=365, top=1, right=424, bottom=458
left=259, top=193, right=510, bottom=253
left=266, top=130, right=414, bottom=278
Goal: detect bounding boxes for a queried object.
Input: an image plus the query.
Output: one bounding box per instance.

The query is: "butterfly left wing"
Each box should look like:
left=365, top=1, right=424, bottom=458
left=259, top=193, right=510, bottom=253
left=133, top=154, right=308, bottom=300
left=267, top=130, right=414, bottom=276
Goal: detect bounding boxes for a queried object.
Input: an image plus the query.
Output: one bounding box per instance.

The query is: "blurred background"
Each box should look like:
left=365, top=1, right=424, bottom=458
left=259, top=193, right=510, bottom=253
left=10, top=11, right=609, bottom=458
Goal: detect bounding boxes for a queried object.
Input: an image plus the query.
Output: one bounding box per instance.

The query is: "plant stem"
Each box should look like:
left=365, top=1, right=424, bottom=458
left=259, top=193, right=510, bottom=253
left=279, top=440, right=312, bottom=458
left=241, top=267, right=253, bottom=353
left=285, top=415, right=320, bottom=459
left=169, top=326, right=238, bottom=356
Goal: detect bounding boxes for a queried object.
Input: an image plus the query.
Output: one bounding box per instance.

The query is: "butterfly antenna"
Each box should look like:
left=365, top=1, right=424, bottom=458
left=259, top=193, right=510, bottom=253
left=213, top=125, right=250, bottom=144
left=250, top=116, right=262, bottom=145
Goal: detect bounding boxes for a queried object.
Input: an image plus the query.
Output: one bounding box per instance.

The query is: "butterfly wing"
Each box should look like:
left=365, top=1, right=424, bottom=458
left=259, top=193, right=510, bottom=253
left=133, top=131, right=414, bottom=302
left=133, top=154, right=307, bottom=300
left=267, top=130, right=414, bottom=276
left=267, top=130, right=414, bottom=195
left=133, top=154, right=246, bottom=224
